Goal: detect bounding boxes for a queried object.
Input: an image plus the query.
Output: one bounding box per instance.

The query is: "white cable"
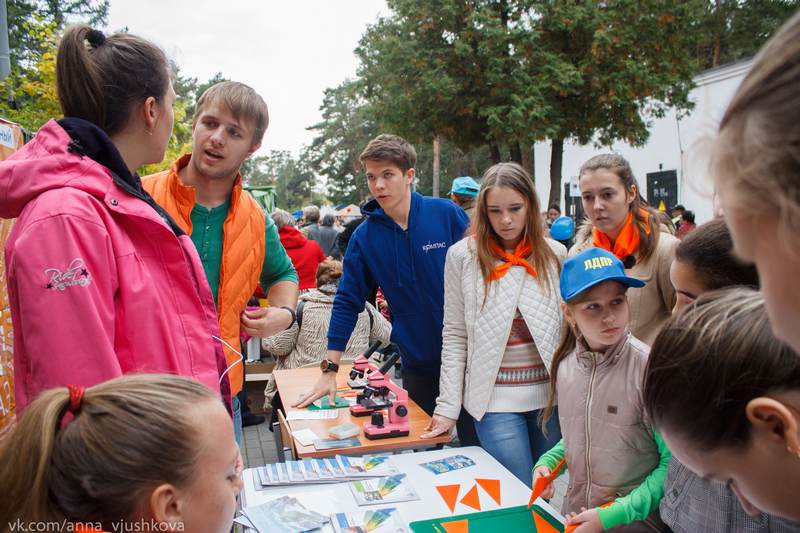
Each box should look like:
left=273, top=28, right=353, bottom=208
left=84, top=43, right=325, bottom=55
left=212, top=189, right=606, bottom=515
left=213, top=335, right=245, bottom=386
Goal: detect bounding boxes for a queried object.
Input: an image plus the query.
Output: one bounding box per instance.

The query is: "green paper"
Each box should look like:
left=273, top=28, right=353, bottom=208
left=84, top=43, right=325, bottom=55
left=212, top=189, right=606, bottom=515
left=409, top=505, right=563, bottom=533
left=308, top=394, right=350, bottom=410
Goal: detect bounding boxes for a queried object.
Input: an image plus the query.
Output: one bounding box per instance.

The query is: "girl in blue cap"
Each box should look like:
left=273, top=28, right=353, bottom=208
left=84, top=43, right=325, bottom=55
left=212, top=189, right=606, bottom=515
left=534, top=247, right=670, bottom=532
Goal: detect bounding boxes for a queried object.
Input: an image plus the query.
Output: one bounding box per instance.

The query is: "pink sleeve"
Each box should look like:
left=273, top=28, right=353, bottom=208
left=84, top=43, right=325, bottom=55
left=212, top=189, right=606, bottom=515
left=8, top=213, right=120, bottom=405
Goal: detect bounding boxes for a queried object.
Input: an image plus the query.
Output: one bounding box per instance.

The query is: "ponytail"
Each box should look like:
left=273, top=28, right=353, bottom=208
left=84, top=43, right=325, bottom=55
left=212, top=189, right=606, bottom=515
left=0, top=388, right=72, bottom=524
left=56, top=26, right=105, bottom=129
left=540, top=323, right=577, bottom=434
left=0, top=375, right=218, bottom=528
left=56, top=25, right=170, bottom=136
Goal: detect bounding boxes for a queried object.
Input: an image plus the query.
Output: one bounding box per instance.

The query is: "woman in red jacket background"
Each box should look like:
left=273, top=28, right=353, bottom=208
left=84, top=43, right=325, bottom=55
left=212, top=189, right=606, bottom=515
left=272, top=209, right=326, bottom=291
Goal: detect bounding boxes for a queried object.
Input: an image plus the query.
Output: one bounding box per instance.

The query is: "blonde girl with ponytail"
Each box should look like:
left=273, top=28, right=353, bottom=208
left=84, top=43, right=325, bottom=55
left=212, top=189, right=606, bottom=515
left=0, top=374, right=242, bottom=533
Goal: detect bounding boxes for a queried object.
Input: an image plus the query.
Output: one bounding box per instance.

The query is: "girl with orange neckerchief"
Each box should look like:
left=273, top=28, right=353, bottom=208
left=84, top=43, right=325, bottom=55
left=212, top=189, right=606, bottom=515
left=570, top=154, right=678, bottom=346
left=422, top=162, right=566, bottom=486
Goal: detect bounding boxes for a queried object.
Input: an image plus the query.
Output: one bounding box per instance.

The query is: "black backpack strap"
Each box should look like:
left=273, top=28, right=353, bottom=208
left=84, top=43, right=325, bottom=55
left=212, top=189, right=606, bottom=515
left=296, top=300, right=306, bottom=329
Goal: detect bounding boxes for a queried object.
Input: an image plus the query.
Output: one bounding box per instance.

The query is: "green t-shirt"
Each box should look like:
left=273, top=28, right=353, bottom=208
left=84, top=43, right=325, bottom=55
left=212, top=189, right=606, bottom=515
left=190, top=200, right=298, bottom=305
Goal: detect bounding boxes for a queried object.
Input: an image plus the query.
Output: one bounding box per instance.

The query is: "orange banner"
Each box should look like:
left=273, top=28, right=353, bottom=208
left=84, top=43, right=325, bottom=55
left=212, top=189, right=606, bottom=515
left=0, top=118, right=25, bottom=439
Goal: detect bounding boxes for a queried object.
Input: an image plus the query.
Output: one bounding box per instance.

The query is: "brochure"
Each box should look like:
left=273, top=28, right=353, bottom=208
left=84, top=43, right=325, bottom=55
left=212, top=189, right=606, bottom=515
left=331, top=507, right=407, bottom=533
left=349, top=474, right=420, bottom=506
left=419, top=455, right=476, bottom=475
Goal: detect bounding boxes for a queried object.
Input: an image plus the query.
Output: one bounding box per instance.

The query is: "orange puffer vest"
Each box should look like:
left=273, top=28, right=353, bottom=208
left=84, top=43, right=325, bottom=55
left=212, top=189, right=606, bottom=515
left=143, top=154, right=265, bottom=395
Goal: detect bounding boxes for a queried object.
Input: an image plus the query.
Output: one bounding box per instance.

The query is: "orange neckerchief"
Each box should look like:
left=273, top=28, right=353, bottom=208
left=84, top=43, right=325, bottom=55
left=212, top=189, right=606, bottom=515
left=489, top=238, right=537, bottom=280
left=592, top=209, right=651, bottom=260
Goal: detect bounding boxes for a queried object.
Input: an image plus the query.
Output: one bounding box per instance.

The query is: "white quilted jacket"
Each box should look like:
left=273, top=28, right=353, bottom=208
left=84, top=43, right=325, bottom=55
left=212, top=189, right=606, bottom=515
left=435, top=237, right=565, bottom=422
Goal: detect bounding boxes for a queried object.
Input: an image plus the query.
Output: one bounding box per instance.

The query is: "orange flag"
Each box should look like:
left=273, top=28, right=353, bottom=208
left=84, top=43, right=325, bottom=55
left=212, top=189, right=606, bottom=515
left=460, top=484, right=481, bottom=511
left=475, top=478, right=501, bottom=506
left=532, top=511, right=560, bottom=533
left=442, top=519, right=469, bottom=533
left=528, top=459, right=566, bottom=507
left=436, top=484, right=461, bottom=513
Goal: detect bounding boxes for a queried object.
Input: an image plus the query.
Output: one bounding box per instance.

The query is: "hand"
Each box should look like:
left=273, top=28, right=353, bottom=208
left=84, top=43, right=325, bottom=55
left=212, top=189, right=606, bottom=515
left=565, top=507, right=602, bottom=533
left=241, top=306, right=293, bottom=338
left=292, top=371, right=337, bottom=408
left=378, top=300, right=388, bottom=311
left=420, top=413, right=457, bottom=439
left=532, top=466, right=555, bottom=500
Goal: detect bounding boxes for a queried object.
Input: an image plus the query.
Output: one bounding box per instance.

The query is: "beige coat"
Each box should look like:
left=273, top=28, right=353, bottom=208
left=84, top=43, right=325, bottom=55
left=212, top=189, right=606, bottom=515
left=261, top=286, right=392, bottom=408
left=436, top=237, right=566, bottom=421
left=558, top=333, right=659, bottom=513
left=570, top=225, right=677, bottom=345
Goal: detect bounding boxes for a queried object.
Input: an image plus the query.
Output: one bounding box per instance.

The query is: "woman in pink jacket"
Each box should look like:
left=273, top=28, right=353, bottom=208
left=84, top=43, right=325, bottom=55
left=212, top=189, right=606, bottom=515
left=0, top=26, right=229, bottom=411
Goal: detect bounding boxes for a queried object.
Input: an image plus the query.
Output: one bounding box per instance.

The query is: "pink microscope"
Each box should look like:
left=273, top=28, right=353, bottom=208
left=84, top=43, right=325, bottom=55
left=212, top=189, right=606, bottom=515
left=349, top=344, right=410, bottom=440
left=347, top=341, right=383, bottom=390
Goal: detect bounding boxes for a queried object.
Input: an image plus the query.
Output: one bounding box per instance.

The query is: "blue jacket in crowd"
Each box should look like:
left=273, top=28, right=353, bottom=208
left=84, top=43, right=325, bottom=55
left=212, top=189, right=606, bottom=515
left=327, top=192, right=470, bottom=376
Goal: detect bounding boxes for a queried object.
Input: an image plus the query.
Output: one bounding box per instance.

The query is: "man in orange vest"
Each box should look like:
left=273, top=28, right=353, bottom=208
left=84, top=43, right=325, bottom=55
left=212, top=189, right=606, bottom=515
left=143, top=82, right=299, bottom=444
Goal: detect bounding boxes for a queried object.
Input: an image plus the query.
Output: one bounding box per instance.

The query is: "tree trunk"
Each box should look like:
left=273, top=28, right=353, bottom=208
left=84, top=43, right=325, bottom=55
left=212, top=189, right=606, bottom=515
left=490, top=144, right=501, bottom=164
left=549, top=137, right=564, bottom=208
left=432, top=135, right=441, bottom=198
left=510, top=141, right=522, bottom=164
left=521, top=142, right=533, bottom=180
left=712, top=0, right=722, bottom=67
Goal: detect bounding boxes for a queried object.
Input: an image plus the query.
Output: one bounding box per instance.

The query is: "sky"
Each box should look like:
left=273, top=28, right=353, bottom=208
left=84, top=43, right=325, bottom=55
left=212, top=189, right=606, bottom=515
left=107, top=0, right=389, bottom=157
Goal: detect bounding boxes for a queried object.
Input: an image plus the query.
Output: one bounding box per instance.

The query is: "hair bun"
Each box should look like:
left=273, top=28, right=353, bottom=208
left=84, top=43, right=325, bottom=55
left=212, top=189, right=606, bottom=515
left=86, top=29, right=106, bottom=48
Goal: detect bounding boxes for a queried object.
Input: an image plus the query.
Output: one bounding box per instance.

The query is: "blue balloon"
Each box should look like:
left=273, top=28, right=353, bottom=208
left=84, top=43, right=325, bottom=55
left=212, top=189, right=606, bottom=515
left=550, top=216, right=575, bottom=241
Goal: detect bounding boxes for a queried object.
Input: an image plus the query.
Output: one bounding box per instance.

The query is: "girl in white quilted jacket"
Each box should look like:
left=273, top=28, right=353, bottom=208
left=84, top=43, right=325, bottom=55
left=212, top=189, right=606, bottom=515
left=421, top=162, right=565, bottom=486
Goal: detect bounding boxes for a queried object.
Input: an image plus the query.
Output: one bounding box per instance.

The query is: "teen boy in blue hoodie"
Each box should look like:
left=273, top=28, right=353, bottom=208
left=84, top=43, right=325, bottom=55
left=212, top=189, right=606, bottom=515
left=295, top=134, right=478, bottom=445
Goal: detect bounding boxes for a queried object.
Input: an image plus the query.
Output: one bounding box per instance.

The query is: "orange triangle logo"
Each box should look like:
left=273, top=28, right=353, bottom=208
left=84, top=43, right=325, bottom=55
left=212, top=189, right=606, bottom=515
left=436, top=484, right=461, bottom=513
left=442, top=519, right=469, bottom=533
left=532, top=510, right=560, bottom=533
left=474, top=478, right=501, bottom=506
left=460, top=484, right=481, bottom=511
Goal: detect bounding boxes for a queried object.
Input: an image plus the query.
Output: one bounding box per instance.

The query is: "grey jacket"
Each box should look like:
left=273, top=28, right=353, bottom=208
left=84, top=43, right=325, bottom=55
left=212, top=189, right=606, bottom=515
left=308, top=224, right=339, bottom=257
left=661, top=459, right=800, bottom=532
left=558, top=332, right=661, bottom=513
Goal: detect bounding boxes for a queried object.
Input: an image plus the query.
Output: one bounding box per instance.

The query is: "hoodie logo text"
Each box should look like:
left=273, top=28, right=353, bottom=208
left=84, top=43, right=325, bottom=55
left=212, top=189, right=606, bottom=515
left=422, top=241, right=447, bottom=253
left=45, top=258, right=92, bottom=291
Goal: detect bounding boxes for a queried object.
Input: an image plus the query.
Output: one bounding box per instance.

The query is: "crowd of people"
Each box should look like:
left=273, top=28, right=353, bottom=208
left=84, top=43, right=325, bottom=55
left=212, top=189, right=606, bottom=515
left=0, top=9, right=799, bottom=533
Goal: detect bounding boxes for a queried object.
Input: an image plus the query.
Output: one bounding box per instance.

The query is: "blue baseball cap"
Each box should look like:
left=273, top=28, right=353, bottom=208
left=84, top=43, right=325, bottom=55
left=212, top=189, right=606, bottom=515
left=560, top=247, right=645, bottom=302
left=449, top=176, right=480, bottom=196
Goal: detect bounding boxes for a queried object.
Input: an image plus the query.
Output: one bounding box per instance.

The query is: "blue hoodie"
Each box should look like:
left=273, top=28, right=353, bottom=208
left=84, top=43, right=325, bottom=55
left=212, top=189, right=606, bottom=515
left=327, top=192, right=470, bottom=375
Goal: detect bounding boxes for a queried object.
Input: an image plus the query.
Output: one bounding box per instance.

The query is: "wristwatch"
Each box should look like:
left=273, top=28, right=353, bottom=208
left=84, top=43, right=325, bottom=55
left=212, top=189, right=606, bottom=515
left=320, top=359, right=340, bottom=373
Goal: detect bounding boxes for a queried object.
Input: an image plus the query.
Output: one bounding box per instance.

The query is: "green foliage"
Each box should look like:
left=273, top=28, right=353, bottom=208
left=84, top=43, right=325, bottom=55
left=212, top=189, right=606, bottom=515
left=0, top=18, right=60, bottom=132
left=305, top=79, right=377, bottom=205
left=529, top=1, right=700, bottom=147
left=253, top=150, right=316, bottom=212
left=355, top=0, right=548, bottom=155
left=343, top=0, right=798, bottom=206
left=240, top=154, right=274, bottom=188
left=694, top=0, right=800, bottom=69
left=0, top=0, right=109, bottom=132
left=415, top=139, right=492, bottom=196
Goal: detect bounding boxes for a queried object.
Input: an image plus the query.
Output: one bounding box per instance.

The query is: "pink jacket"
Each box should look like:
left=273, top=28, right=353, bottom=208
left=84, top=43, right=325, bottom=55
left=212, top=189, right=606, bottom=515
left=0, top=119, right=230, bottom=411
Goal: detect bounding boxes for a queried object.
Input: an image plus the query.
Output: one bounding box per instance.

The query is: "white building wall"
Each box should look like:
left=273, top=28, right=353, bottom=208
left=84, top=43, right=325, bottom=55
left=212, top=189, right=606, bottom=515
left=532, top=60, right=752, bottom=225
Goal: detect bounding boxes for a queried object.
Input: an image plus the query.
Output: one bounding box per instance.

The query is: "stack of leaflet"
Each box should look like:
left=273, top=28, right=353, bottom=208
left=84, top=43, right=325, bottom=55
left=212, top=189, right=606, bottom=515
left=240, top=496, right=329, bottom=533
left=256, top=454, right=398, bottom=487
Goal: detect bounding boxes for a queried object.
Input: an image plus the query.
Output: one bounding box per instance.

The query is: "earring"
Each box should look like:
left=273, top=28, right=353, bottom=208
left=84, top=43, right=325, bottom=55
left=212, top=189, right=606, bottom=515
left=145, top=129, right=153, bottom=136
